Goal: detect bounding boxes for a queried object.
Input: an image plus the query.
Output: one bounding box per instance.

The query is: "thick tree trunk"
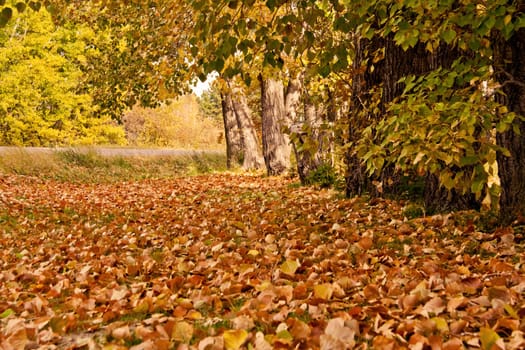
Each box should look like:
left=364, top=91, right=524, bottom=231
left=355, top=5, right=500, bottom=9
left=220, top=92, right=243, bottom=168
left=494, top=22, right=525, bottom=224
left=424, top=173, right=479, bottom=213
left=230, top=86, right=265, bottom=170
left=347, top=34, right=475, bottom=210
left=260, top=77, right=292, bottom=176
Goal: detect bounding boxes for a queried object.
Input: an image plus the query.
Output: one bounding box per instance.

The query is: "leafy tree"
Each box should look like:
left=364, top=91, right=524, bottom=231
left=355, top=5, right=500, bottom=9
left=0, top=4, right=125, bottom=146
left=188, top=0, right=525, bottom=222
left=34, top=0, right=195, bottom=120
left=197, top=84, right=222, bottom=123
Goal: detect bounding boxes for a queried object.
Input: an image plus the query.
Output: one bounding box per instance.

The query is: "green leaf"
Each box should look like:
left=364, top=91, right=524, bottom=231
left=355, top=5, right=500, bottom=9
left=471, top=179, right=485, bottom=195
left=0, top=308, right=14, bottom=318
left=441, top=29, right=456, bottom=44
left=504, top=304, right=519, bottom=319
left=460, top=155, right=478, bottom=166
left=276, top=329, right=293, bottom=343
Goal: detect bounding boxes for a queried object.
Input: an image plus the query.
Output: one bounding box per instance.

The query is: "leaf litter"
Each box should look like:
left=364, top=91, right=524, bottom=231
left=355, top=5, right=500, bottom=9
left=0, top=174, right=524, bottom=349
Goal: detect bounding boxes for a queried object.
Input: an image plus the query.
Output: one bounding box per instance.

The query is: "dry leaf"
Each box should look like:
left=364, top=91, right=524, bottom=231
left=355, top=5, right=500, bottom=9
left=223, top=329, right=248, bottom=350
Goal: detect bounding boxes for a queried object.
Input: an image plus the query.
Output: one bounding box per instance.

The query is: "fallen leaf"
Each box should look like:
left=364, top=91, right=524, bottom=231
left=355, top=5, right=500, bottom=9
left=280, top=259, right=300, bottom=276
left=223, top=329, right=248, bottom=350
left=172, top=321, right=194, bottom=343
left=314, top=284, right=334, bottom=300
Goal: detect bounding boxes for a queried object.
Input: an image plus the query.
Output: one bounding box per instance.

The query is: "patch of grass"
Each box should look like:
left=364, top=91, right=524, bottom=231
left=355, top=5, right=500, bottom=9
left=56, top=149, right=107, bottom=168
left=0, top=148, right=227, bottom=183
left=118, top=312, right=149, bottom=323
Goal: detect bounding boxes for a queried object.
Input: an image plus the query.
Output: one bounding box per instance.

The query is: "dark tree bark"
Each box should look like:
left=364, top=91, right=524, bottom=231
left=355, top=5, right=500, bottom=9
left=220, top=91, right=243, bottom=168
left=494, top=14, right=525, bottom=224
left=229, top=85, right=265, bottom=170
left=347, top=34, right=476, bottom=210
left=260, top=76, right=292, bottom=175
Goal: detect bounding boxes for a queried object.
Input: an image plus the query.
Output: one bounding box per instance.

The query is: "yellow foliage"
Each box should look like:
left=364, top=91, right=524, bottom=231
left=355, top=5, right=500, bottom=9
left=123, top=95, right=223, bottom=150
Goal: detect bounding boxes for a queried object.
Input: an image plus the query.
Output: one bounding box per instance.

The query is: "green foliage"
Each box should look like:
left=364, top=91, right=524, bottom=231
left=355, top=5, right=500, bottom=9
left=50, top=0, right=194, bottom=119
left=357, top=59, right=514, bottom=207
left=403, top=204, right=425, bottom=220
left=197, top=84, right=222, bottom=123
left=304, top=163, right=342, bottom=189
left=0, top=6, right=126, bottom=146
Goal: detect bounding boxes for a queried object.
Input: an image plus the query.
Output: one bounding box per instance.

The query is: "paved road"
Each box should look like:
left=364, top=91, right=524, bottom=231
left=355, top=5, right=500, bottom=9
left=0, top=146, right=224, bottom=157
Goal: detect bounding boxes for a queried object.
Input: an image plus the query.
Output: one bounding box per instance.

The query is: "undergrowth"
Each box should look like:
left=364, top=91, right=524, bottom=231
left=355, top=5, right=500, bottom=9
left=0, top=148, right=227, bottom=183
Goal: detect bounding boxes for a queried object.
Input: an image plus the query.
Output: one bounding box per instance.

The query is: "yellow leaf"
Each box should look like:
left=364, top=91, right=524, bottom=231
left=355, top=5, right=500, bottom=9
left=480, top=327, right=501, bottom=350
left=223, top=329, right=248, bottom=350
left=314, top=283, right=333, bottom=300
left=248, top=249, right=259, bottom=257
left=133, top=300, right=150, bottom=314
left=280, top=260, right=300, bottom=276
left=504, top=304, right=519, bottom=319
left=187, top=310, right=202, bottom=320
left=431, top=317, right=449, bottom=333
left=172, top=321, right=194, bottom=343
left=457, top=265, right=470, bottom=276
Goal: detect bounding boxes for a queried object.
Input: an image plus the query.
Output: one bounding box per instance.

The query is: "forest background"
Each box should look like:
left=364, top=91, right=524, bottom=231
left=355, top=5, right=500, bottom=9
left=1, top=0, right=525, bottom=224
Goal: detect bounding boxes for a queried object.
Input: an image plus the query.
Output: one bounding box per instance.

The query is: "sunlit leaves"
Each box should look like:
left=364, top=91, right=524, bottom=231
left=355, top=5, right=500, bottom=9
left=279, top=259, right=299, bottom=276
left=223, top=329, right=248, bottom=350
left=1, top=172, right=524, bottom=348
left=0, top=6, right=126, bottom=146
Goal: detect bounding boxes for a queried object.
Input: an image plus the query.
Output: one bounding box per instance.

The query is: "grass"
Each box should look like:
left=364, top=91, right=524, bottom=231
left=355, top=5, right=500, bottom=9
left=0, top=147, right=227, bottom=183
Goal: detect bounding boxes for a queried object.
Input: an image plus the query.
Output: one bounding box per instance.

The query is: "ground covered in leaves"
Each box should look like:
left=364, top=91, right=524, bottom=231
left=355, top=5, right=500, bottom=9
left=1, top=174, right=524, bottom=350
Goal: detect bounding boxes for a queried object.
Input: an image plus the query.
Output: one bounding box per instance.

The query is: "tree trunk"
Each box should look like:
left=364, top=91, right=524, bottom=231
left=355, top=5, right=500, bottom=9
left=346, top=34, right=474, bottom=210
left=494, top=18, right=525, bottom=224
left=220, top=91, right=243, bottom=168
left=229, top=86, right=265, bottom=170
left=260, top=76, right=292, bottom=176
left=285, top=74, right=312, bottom=183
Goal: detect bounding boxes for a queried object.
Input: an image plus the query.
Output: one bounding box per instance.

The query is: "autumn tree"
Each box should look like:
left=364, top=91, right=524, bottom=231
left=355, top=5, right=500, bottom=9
left=0, top=4, right=125, bottom=146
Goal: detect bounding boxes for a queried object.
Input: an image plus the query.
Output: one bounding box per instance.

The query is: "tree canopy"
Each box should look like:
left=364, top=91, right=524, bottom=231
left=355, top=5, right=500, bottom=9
left=0, top=2, right=125, bottom=146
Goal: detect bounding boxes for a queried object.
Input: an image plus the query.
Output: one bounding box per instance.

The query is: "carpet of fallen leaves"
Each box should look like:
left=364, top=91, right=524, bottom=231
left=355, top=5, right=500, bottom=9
left=1, top=174, right=524, bottom=350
